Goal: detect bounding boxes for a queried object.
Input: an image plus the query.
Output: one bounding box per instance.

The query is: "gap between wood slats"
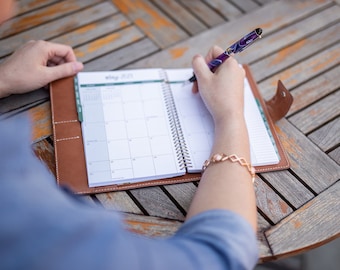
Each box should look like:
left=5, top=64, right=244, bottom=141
left=254, top=177, right=293, bottom=225
left=308, top=118, right=340, bottom=153
left=149, top=0, right=208, bottom=36
left=276, top=118, right=340, bottom=194
left=288, top=90, right=340, bottom=135
left=329, top=147, right=340, bottom=165
left=259, top=170, right=315, bottom=210
left=111, top=0, right=189, bottom=49
left=287, top=66, right=340, bottom=116
left=202, top=0, right=244, bottom=21
left=177, top=0, right=225, bottom=27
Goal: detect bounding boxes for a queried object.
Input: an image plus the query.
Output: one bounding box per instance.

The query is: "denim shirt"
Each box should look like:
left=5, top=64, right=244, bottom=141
left=0, top=115, right=258, bottom=270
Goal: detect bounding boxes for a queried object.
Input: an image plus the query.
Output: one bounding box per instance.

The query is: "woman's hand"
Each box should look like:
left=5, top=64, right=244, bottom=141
left=0, top=40, right=83, bottom=98
left=191, top=46, right=245, bottom=125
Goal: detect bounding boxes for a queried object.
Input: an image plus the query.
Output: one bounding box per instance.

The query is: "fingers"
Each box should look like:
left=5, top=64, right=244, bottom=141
left=35, top=40, right=84, bottom=80
left=45, top=61, right=84, bottom=82
left=218, top=56, right=245, bottom=79
left=191, top=54, right=211, bottom=93
left=44, top=41, right=77, bottom=63
left=191, top=46, right=226, bottom=93
left=205, top=45, right=224, bottom=63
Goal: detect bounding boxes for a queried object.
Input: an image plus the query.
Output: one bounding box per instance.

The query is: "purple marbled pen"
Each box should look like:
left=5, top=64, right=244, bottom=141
left=188, top=28, right=262, bottom=82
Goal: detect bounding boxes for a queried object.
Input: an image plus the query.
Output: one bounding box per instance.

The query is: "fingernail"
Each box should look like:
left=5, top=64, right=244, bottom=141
left=73, top=61, right=84, bottom=73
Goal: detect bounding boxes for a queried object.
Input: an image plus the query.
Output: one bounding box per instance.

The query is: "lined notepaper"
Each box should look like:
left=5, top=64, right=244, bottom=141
left=167, top=68, right=279, bottom=171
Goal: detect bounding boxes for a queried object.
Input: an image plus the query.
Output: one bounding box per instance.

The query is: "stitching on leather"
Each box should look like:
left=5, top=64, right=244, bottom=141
left=54, top=119, right=78, bottom=124
left=55, top=136, right=80, bottom=142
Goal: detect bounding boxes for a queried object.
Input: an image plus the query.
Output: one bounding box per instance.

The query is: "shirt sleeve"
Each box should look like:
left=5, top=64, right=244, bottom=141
left=0, top=115, right=258, bottom=270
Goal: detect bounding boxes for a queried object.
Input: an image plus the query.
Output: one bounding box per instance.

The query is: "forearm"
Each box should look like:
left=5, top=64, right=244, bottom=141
left=186, top=115, right=257, bottom=231
left=0, top=64, right=11, bottom=98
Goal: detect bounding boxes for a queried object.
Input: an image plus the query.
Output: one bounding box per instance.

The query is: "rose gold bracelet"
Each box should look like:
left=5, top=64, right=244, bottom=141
left=202, top=153, right=255, bottom=183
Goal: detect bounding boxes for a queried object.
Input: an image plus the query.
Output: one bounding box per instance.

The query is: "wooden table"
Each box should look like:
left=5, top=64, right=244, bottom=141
left=1, top=0, right=339, bottom=262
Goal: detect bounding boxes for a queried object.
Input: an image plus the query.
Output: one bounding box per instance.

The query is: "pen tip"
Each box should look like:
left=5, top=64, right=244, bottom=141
left=182, top=81, right=191, bottom=86
left=256, top=28, right=263, bottom=36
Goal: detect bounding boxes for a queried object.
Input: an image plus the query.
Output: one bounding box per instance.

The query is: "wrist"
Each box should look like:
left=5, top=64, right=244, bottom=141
left=213, top=115, right=250, bottom=157
left=213, top=110, right=245, bottom=131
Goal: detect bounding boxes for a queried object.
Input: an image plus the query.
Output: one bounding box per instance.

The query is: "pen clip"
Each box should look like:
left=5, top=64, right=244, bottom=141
left=227, top=28, right=262, bottom=55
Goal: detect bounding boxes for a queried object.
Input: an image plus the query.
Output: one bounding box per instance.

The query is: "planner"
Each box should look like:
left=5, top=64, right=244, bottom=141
left=50, top=65, right=293, bottom=194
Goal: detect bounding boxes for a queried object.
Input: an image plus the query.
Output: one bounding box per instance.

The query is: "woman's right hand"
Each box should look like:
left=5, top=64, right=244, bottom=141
left=191, top=46, right=245, bottom=126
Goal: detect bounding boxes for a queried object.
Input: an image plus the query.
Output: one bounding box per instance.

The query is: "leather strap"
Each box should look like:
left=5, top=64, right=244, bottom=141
left=265, top=80, right=293, bottom=122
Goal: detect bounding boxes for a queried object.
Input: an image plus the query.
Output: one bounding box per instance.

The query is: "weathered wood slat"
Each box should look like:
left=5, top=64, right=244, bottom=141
left=95, top=191, right=143, bottom=214
left=130, top=187, right=186, bottom=221
left=289, top=90, right=340, bottom=134
left=0, top=2, right=117, bottom=58
left=32, top=137, right=56, bottom=176
left=257, top=213, right=273, bottom=260
left=239, top=4, right=340, bottom=65
left=162, top=182, right=197, bottom=213
left=83, top=38, right=158, bottom=71
left=74, top=25, right=145, bottom=63
left=254, top=177, right=293, bottom=224
left=16, top=0, right=60, bottom=15
left=251, top=17, right=340, bottom=80
left=257, top=0, right=277, bottom=4
left=329, top=147, right=340, bottom=165
left=178, top=0, right=225, bottom=27
left=276, top=118, right=340, bottom=194
left=150, top=0, right=208, bottom=35
left=261, top=170, right=315, bottom=209
left=0, top=0, right=104, bottom=38
left=227, top=0, right=260, bottom=13
left=123, top=212, right=181, bottom=237
left=265, top=181, right=340, bottom=258
left=27, top=101, right=52, bottom=143
left=50, top=14, right=131, bottom=49
left=111, top=0, right=188, bottom=48
left=288, top=66, right=340, bottom=116
left=308, top=118, right=340, bottom=153
left=259, top=42, right=340, bottom=100
left=0, top=88, right=48, bottom=117
left=1, top=99, right=52, bottom=144
left=127, top=0, right=333, bottom=69
left=202, top=0, right=243, bottom=20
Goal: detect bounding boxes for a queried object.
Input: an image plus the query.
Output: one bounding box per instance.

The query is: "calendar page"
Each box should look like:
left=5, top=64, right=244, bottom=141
left=76, top=69, right=185, bottom=187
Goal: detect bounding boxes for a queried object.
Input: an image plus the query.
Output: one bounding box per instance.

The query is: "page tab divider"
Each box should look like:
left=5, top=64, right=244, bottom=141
left=73, top=76, right=83, bottom=122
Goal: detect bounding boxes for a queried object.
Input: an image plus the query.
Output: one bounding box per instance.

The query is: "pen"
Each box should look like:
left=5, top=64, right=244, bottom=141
left=188, top=28, right=262, bottom=83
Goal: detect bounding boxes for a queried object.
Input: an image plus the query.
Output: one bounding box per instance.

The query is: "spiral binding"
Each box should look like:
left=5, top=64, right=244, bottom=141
left=160, top=71, right=192, bottom=170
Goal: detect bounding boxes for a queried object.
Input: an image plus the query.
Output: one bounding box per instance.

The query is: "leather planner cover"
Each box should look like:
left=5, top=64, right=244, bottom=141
left=50, top=65, right=293, bottom=194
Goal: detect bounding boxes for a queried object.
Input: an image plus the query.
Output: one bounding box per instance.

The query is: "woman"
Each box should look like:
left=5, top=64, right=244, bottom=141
left=0, top=1, right=258, bottom=269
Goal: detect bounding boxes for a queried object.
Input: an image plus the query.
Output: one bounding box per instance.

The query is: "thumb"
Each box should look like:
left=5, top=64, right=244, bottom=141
left=45, top=61, right=83, bottom=81
left=191, top=54, right=212, bottom=94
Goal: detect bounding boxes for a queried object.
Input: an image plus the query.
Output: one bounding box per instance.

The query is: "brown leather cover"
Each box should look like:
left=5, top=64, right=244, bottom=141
left=50, top=65, right=293, bottom=194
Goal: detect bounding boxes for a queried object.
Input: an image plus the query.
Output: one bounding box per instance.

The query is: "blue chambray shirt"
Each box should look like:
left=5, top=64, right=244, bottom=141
left=0, top=115, right=258, bottom=270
